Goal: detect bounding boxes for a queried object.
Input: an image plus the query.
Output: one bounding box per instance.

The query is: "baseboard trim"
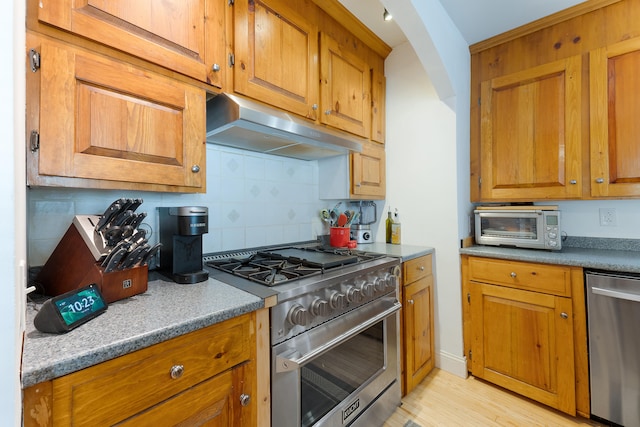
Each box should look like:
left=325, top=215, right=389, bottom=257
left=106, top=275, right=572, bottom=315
left=435, top=350, right=468, bottom=378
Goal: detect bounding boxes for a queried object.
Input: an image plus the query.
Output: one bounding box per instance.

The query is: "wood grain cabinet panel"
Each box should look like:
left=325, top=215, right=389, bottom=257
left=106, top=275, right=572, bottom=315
left=320, top=32, right=371, bottom=138
left=233, top=0, right=319, bottom=119
left=27, top=35, right=206, bottom=192
left=480, top=55, right=583, bottom=201
left=23, top=314, right=258, bottom=427
left=351, top=143, right=386, bottom=199
left=401, top=254, right=434, bottom=396
left=590, top=36, right=640, bottom=197
left=461, top=255, right=589, bottom=417
left=36, top=0, right=225, bottom=87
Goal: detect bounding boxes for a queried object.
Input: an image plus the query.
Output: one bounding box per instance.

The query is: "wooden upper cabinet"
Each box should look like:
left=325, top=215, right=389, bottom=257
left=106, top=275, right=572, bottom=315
left=35, top=0, right=225, bottom=87
left=320, top=32, right=371, bottom=139
left=370, top=57, right=386, bottom=144
left=590, top=37, right=640, bottom=197
left=27, top=35, right=206, bottom=192
left=351, top=143, right=385, bottom=198
left=480, top=55, right=582, bottom=201
left=233, top=0, right=319, bottom=119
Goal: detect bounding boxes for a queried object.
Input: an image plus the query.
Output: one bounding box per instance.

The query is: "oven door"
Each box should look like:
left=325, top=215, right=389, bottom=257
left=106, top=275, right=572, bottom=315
left=272, top=296, right=401, bottom=427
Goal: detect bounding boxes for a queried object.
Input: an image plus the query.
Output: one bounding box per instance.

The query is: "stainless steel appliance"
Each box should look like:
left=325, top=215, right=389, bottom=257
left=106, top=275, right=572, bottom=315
left=204, top=245, right=402, bottom=427
left=586, top=270, right=640, bottom=427
left=474, top=205, right=561, bottom=250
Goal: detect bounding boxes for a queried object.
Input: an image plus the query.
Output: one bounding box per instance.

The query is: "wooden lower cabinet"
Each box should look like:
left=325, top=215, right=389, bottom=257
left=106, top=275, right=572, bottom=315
left=400, top=254, right=435, bottom=396
left=461, top=255, right=590, bottom=418
left=23, top=312, right=264, bottom=427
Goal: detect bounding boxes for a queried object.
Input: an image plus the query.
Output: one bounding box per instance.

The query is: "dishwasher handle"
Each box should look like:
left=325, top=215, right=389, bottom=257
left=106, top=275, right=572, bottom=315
left=591, top=286, right=640, bottom=303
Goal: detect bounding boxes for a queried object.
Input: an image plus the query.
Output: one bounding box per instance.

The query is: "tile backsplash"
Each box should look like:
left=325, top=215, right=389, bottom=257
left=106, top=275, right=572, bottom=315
left=27, top=144, right=338, bottom=267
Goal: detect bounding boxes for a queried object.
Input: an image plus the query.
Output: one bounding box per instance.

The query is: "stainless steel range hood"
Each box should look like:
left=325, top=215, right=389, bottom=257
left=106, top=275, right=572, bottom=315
left=206, top=93, right=363, bottom=160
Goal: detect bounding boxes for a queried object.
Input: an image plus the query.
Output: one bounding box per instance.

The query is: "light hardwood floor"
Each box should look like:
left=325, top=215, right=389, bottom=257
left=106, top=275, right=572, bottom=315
left=384, top=369, right=605, bottom=427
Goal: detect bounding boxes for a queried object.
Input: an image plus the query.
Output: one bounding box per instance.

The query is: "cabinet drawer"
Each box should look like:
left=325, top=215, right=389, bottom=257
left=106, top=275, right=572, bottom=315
left=468, top=257, right=571, bottom=297
left=52, top=314, right=251, bottom=426
left=404, top=254, right=432, bottom=283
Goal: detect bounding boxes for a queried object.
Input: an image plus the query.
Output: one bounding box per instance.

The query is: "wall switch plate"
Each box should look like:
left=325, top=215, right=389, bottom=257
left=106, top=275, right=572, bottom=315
left=599, top=208, right=617, bottom=226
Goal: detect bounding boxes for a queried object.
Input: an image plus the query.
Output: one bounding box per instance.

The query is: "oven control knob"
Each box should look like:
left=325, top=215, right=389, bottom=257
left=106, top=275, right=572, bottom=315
left=346, top=286, right=362, bottom=303
left=359, top=282, right=375, bottom=298
left=287, top=304, right=309, bottom=326
left=329, top=291, right=346, bottom=310
left=310, top=298, right=330, bottom=317
left=386, top=274, right=398, bottom=290
left=373, top=277, right=387, bottom=293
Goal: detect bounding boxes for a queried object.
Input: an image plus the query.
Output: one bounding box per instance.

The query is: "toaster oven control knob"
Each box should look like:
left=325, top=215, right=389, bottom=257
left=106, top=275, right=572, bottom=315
left=287, top=304, right=309, bottom=326
left=310, top=298, right=330, bottom=317
left=329, top=291, right=346, bottom=310
left=346, top=286, right=362, bottom=303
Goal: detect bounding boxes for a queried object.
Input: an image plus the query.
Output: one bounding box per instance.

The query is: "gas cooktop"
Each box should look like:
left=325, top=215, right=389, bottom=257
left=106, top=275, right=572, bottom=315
left=204, top=245, right=386, bottom=287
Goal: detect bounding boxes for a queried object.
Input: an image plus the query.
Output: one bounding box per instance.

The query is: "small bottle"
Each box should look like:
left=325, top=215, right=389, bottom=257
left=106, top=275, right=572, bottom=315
left=391, top=208, right=401, bottom=245
left=385, top=208, right=393, bottom=244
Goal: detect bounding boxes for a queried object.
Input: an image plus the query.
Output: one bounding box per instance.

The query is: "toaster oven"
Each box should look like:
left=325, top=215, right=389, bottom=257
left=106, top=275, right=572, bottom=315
left=474, top=206, right=561, bottom=250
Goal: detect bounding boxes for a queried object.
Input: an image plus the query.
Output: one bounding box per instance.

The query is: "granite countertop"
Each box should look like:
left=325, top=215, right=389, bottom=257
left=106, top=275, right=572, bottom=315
left=22, top=273, right=264, bottom=388
left=460, top=237, right=640, bottom=273
left=357, top=242, right=434, bottom=262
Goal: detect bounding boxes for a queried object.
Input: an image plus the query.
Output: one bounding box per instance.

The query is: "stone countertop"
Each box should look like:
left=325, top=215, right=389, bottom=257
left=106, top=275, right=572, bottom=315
left=357, top=242, right=434, bottom=262
left=22, top=273, right=263, bottom=388
left=460, top=244, right=640, bottom=273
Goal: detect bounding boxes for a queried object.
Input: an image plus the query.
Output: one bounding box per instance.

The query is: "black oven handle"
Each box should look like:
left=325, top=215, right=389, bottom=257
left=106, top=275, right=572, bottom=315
left=275, top=301, right=401, bottom=373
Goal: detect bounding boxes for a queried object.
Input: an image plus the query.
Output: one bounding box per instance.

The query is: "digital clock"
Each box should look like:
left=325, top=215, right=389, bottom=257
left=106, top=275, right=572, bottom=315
left=34, top=283, right=107, bottom=334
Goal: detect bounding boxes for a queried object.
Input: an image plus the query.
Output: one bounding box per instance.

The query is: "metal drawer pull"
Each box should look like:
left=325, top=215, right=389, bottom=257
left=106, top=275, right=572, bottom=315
left=592, top=287, right=640, bottom=303
left=510, top=272, right=517, bottom=278
left=240, top=394, right=251, bottom=406
left=560, top=312, right=569, bottom=319
left=170, top=364, right=184, bottom=379
left=407, top=299, right=414, bottom=305
left=419, top=266, right=425, bottom=271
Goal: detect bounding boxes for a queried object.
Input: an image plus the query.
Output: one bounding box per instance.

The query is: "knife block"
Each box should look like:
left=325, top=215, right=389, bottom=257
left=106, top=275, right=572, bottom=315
left=35, top=219, right=148, bottom=303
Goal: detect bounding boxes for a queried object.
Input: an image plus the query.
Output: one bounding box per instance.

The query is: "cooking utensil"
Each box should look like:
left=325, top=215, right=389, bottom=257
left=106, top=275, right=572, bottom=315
left=337, top=212, right=348, bottom=227
left=320, top=209, right=331, bottom=224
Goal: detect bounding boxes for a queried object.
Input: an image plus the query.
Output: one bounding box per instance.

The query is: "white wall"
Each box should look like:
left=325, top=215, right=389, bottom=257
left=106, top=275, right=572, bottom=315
left=4, top=0, right=26, bottom=424
left=382, top=41, right=467, bottom=375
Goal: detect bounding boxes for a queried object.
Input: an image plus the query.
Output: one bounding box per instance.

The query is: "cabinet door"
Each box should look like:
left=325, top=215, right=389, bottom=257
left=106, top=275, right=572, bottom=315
left=370, top=57, right=386, bottom=143
left=590, top=37, right=640, bottom=197
left=29, top=36, right=205, bottom=192
left=37, top=0, right=223, bottom=84
left=351, top=143, right=385, bottom=199
left=480, top=56, right=582, bottom=200
left=320, top=32, right=371, bottom=138
left=403, top=275, right=434, bottom=393
left=470, top=282, right=576, bottom=415
left=233, top=0, right=319, bottom=119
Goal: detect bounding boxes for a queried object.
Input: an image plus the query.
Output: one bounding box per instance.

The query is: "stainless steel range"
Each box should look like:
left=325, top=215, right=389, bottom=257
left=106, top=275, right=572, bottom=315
left=204, top=244, right=402, bottom=427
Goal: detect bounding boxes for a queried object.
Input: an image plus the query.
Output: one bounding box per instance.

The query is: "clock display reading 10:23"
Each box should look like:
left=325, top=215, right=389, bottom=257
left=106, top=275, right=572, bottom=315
left=54, top=286, right=107, bottom=326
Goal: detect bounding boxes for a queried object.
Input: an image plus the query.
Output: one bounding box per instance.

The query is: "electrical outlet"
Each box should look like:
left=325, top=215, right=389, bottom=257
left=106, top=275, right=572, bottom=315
left=599, top=208, right=617, bottom=226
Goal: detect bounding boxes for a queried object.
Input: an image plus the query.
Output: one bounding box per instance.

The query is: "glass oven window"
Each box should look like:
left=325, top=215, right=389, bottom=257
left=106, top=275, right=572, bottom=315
left=480, top=215, right=537, bottom=239
left=300, top=321, right=385, bottom=427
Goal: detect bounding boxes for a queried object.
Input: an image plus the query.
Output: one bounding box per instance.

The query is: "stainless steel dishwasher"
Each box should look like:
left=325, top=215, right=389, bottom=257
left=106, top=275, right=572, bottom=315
left=586, top=270, right=640, bottom=427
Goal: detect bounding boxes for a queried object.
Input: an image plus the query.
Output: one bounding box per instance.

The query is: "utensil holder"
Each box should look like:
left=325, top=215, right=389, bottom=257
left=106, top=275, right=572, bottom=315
left=329, top=227, right=350, bottom=247
left=35, top=217, right=148, bottom=303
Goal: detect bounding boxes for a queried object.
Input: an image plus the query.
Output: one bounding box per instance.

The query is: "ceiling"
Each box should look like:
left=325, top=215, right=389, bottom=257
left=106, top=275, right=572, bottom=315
left=338, top=0, right=589, bottom=48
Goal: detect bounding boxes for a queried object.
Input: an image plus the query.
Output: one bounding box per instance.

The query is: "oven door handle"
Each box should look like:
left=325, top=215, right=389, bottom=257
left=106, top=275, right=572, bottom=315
left=275, top=301, right=401, bottom=373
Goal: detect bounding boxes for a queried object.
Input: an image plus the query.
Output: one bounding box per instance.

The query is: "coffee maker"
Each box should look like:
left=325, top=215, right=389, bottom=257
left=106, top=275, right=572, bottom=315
left=158, top=206, right=209, bottom=284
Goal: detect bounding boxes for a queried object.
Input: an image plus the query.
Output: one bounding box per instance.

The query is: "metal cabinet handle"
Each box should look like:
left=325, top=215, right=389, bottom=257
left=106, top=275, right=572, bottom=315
left=407, top=299, right=414, bottom=305
left=240, top=393, right=251, bottom=407
left=325, top=110, right=332, bottom=115
left=212, top=63, right=221, bottom=72
left=419, top=266, right=425, bottom=271
left=560, top=312, right=569, bottom=319
left=569, top=179, right=577, bottom=185
left=170, top=364, right=184, bottom=379
left=312, top=104, right=318, bottom=110
left=510, top=272, right=517, bottom=278
left=191, top=165, right=201, bottom=173
left=596, top=177, right=604, bottom=183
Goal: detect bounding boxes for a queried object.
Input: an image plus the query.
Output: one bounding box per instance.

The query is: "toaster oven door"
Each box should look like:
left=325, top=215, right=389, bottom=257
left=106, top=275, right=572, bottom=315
left=475, top=211, right=543, bottom=247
